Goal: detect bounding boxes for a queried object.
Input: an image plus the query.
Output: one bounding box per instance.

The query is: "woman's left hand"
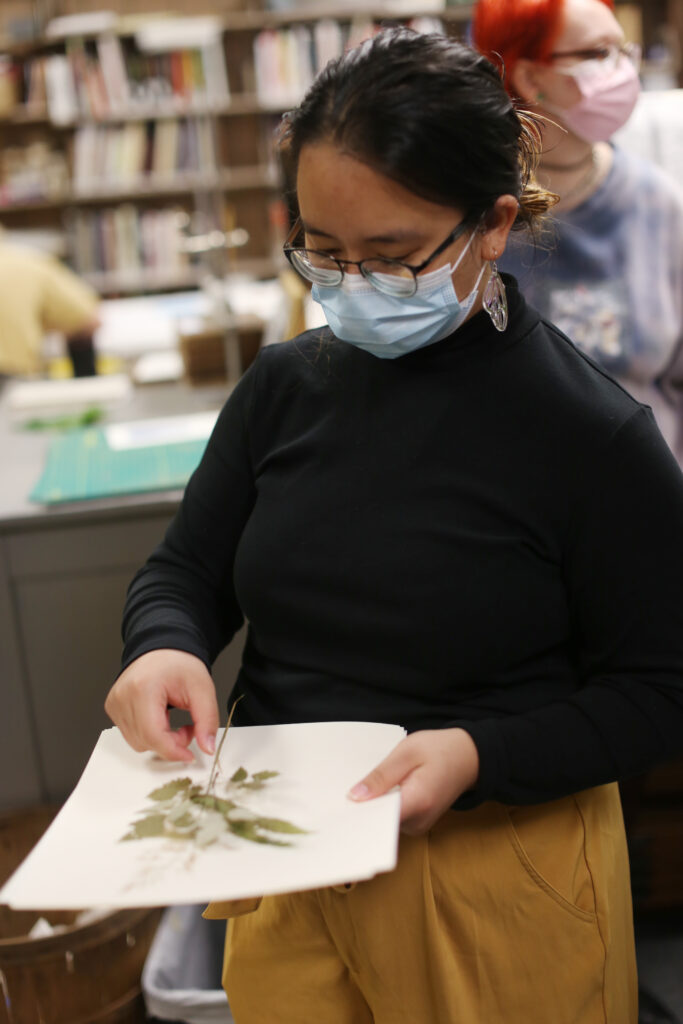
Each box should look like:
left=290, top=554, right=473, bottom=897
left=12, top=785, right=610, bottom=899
left=348, top=728, right=480, bottom=835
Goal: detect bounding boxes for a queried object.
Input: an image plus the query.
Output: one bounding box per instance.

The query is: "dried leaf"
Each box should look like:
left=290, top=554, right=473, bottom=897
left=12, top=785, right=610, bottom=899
left=255, top=816, right=308, bottom=835
left=121, top=814, right=166, bottom=840
left=252, top=770, right=279, bottom=781
left=148, top=778, right=193, bottom=801
left=166, top=812, right=196, bottom=832
left=230, top=767, right=248, bottom=783
left=192, top=794, right=236, bottom=815
left=228, top=819, right=291, bottom=846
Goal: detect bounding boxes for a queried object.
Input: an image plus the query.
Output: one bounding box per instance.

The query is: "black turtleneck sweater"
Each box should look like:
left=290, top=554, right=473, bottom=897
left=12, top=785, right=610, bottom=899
left=122, top=278, right=683, bottom=806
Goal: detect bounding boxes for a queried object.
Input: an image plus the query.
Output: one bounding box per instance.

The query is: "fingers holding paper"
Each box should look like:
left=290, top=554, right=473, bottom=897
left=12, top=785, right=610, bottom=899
left=104, top=648, right=219, bottom=763
left=348, top=728, right=480, bottom=835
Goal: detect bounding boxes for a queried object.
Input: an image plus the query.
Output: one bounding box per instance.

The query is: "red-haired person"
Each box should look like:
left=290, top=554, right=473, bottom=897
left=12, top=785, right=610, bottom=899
left=473, top=0, right=683, bottom=463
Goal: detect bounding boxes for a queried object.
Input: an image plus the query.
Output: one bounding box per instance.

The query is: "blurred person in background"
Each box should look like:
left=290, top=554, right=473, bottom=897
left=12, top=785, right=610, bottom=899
left=473, top=0, right=683, bottom=462
left=0, top=229, right=100, bottom=378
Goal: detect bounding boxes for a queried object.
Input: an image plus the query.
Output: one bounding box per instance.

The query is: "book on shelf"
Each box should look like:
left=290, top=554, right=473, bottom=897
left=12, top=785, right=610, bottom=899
left=17, top=24, right=230, bottom=125
left=252, top=17, right=444, bottom=106
left=135, top=17, right=230, bottom=109
left=67, top=204, right=191, bottom=282
left=72, top=117, right=217, bottom=192
left=313, top=19, right=345, bottom=73
left=44, top=54, right=79, bottom=125
left=96, top=33, right=131, bottom=113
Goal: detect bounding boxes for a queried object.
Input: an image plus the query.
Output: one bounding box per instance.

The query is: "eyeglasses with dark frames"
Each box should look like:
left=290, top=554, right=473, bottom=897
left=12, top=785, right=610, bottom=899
left=283, top=217, right=469, bottom=298
left=548, top=41, right=641, bottom=74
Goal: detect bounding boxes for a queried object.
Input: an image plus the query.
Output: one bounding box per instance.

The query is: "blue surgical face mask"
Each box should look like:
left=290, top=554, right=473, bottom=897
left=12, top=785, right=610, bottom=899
left=311, top=228, right=486, bottom=359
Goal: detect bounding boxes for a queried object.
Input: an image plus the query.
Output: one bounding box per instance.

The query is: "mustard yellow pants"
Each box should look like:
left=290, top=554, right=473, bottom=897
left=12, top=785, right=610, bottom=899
left=205, top=783, right=637, bottom=1024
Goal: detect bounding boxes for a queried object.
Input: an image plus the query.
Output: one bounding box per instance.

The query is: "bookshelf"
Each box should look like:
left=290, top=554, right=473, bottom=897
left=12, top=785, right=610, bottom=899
left=0, top=5, right=474, bottom=297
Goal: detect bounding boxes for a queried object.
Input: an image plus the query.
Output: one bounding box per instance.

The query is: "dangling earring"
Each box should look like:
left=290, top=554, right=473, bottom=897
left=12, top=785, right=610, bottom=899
left=483, top=262, right=508, bottom=332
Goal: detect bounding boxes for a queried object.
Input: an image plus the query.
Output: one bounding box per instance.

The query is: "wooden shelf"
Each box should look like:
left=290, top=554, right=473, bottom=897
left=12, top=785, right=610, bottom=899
left=0, top=5, right=472, bottom=54
left=219, top=3, right=473, bottom=30
left=0, top=166, right=279, bottom=211
left=0, top=95, right=312, bottom=128
left=81, top=256, right=282, bottom=295
left=81, top=266, right=202, bottom=294
left=0, top=98, right=287, bottom=127
left=0, top=195, right=67, bottom=213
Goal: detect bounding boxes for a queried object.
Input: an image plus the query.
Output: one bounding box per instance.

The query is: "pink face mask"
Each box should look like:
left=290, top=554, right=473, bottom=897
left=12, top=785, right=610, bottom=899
left=550, top=56, right=641, bottom=143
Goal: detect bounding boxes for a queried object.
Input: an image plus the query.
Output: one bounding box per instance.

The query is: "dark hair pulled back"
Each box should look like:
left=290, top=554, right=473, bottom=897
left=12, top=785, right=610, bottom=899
left=277, top=27, right=555, bottom=230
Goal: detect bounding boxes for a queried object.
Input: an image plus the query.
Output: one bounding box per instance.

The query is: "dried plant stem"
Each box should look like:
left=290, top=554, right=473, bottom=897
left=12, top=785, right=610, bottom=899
left=205, top=695, right=244, bottom=796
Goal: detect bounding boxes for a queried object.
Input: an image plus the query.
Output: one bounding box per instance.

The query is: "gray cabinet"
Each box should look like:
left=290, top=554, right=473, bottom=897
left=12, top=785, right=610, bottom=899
left=0, top=506, right=245, bottom=809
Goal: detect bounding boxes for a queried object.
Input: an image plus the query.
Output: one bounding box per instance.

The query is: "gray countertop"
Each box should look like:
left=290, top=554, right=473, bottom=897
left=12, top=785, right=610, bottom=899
left=0, top=378, right=232, bottom=531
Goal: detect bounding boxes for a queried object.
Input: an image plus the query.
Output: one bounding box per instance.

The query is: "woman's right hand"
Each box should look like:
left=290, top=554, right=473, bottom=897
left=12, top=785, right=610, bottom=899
left=104, top=649, right=220, bottom=763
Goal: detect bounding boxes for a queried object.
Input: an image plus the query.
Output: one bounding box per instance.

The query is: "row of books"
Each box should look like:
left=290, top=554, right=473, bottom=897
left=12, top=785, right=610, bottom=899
left=66, top=204, right=191, bottom=279
left=0, top=141, right=69, bottom=206
left=20, top=33, right=230, bottom=125
left=72, top=118, right=217, bottom=191
left=252, top=17, right=444, bottom=106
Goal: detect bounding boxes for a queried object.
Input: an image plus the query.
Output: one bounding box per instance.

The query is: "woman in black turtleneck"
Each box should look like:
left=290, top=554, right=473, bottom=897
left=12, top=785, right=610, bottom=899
left=105, top=29, right=683, bottom=1024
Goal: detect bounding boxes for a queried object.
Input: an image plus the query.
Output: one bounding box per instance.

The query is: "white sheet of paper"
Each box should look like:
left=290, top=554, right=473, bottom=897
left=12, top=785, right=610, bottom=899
left=105, top=410, right=220, bottom=450
left=0, top=722, right=405, bottom=910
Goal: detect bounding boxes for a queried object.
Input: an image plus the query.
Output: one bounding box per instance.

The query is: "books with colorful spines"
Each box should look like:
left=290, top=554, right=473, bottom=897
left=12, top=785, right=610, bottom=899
left=135, top=14, right=226, bottom=103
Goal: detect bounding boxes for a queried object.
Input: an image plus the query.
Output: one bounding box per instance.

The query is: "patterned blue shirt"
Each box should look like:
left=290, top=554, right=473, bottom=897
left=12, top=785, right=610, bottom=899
left=502, top=146, right=683, bottom=461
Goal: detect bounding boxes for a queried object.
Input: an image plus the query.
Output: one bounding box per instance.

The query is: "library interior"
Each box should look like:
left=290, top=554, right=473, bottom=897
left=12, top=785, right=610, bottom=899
left=0, top=0, right=682, bottom=1022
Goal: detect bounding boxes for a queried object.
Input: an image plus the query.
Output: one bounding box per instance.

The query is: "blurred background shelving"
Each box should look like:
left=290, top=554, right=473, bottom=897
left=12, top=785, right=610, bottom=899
left=0, top=1, right=678, bottom=298
left=0, top=2, right=475, bottom=298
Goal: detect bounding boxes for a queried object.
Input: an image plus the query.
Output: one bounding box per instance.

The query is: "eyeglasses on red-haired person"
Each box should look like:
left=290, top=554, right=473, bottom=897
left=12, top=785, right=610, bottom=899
left=548, top=41, right=641, bottom=79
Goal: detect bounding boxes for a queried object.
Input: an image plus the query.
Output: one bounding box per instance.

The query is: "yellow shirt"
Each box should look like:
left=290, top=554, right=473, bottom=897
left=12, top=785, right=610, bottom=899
left=0, top=244, right=99, bottom=375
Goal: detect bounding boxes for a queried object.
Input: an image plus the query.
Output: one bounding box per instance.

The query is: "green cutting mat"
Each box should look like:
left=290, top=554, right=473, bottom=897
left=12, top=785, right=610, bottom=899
left=30, top=427, right=208, bottom=504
